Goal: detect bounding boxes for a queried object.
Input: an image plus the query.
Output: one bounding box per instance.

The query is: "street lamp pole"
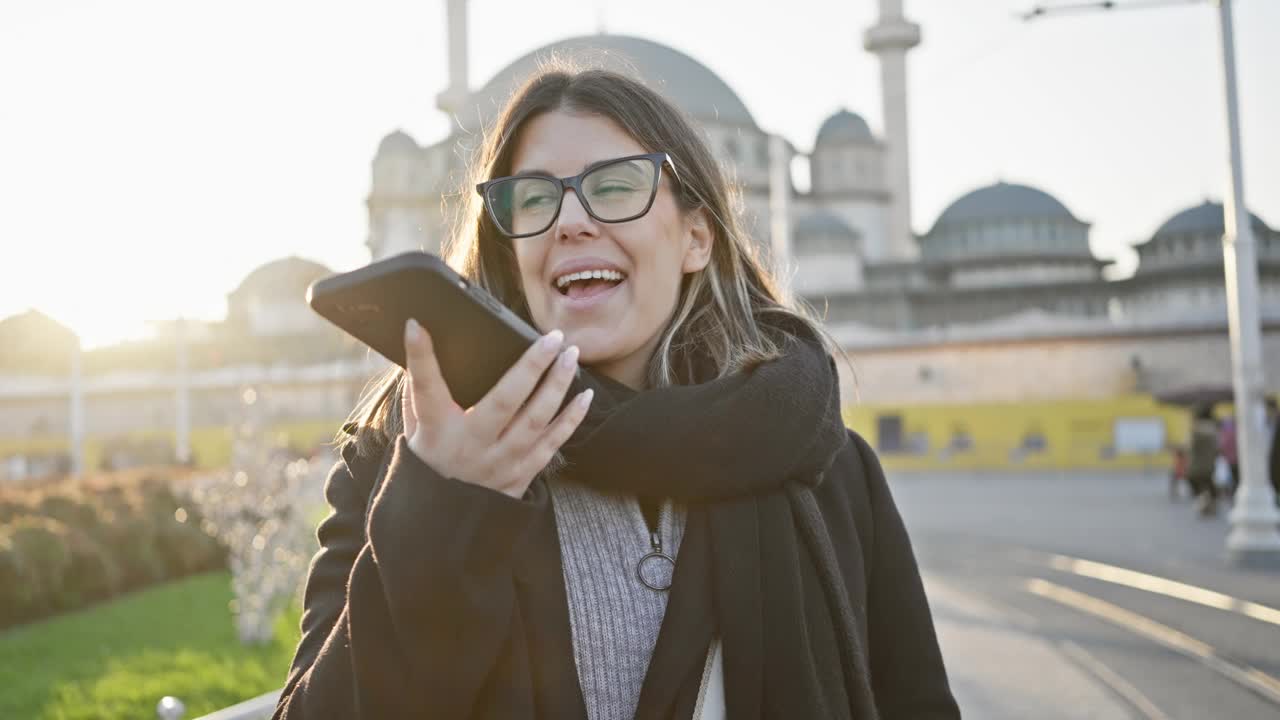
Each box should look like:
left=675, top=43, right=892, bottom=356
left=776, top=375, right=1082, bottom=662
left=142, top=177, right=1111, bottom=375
left=1214, top=0, right=1280, bottom=566
left=1024, top=0, right=1280, bottom=564
left=69, top=335, right=84, bottom=477
left=175, top=316, right=191, bottom=466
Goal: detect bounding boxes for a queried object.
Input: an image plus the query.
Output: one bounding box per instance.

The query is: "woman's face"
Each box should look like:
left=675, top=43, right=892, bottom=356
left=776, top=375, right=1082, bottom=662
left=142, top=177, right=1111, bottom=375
left=507, top=111, right=712, bottom=389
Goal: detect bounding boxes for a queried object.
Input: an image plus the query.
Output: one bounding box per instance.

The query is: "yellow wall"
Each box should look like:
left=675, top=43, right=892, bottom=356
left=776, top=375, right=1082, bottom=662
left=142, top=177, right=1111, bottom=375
left=5, top=396, right=1206, bottom=473
left=1, top=420, right=345, bottom=471
left=843, top=394, right=1192, bottom=471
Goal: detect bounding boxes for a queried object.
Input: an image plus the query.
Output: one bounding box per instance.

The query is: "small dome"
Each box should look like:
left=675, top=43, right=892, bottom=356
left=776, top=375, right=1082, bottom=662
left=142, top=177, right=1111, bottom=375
left=793, top=212, right=860, bottom=255
left=231, top=256, right=333, bottom=303
left=0, top=309, right=77, bottom=347
left=794, top=211, right=858, bottom=239
left=934, top=181, right=1079, bottom=227
left=474, top=35, right=758, bottom=130
left=1152, top=200, right=1270, bottom=238
left=814, top=109, right=874, bottom=146
left=377, top=129, right=419, bottom=157
left=0, top=309, right=78, bottom=372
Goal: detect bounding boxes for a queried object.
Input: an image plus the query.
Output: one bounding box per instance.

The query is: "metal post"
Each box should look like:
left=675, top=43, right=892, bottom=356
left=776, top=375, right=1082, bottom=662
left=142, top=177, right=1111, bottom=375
left=175, top=317, right=191, bottom=465
left=68, top=336, right=84, bottom=476
left=1216, top=0, right=1280, bottom=566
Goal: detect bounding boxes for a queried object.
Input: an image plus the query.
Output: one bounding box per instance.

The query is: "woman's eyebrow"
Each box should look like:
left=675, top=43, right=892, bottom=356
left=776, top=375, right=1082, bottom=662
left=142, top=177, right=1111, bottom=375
left=511, top=156, right=630, bottom=178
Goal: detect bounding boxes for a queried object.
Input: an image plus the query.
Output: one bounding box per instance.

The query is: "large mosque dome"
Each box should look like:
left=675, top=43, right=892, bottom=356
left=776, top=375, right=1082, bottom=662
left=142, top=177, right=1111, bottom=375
left=470, top=34, right=758, bottom=130
left=934, top=181, right=1079, bottom=227
left=921, top=181, right=1091, bottom=260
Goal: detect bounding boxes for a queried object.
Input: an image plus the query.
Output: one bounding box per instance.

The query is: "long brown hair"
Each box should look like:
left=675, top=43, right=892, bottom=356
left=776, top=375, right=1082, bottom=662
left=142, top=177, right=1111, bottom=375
left=342, top=60, right=833, bottom=460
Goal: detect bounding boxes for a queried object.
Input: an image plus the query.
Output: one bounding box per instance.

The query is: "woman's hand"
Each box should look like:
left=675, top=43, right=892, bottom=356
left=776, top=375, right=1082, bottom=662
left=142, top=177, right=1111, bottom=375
left=400, top=318, right=594, bottom=499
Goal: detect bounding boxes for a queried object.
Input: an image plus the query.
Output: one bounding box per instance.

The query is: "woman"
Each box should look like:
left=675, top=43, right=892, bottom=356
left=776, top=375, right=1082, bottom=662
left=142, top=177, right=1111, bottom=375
left=274, top=64, right=958, bottom=720
left=1187, top=404, right=1219, bottom=518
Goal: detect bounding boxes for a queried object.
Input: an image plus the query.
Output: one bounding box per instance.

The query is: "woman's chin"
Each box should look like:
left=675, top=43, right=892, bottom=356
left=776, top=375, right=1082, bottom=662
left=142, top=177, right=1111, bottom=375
left=571, top=332, right=639, bottom=374
left=570, top=331, right=624, bottom=365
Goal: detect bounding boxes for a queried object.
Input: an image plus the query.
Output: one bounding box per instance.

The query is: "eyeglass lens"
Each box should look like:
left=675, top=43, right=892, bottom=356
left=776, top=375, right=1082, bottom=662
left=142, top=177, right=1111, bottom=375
left=485, top=158, right=658, bottom=237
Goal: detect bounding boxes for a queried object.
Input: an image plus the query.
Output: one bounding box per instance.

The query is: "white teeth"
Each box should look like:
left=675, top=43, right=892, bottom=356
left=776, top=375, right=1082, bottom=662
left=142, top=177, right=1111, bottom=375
left=554, top=269, right=625, bottom=288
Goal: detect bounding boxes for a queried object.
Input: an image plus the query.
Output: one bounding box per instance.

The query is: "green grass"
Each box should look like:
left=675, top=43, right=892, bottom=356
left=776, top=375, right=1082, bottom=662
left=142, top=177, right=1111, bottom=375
left=0, top=571, right=301, bottom=720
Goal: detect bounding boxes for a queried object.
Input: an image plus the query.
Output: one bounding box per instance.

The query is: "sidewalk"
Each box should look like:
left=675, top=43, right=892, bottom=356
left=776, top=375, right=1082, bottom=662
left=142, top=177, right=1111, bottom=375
left=923, top=575, right=1136, bottom=720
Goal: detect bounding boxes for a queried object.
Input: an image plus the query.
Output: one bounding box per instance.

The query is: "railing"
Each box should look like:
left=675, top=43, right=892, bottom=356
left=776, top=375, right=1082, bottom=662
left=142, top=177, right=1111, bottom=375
left=156, top=690, right=281, bottom=720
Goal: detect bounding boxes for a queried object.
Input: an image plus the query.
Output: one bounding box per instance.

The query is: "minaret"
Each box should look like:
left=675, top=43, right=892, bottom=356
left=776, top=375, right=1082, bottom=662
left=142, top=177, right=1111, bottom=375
left=436, top=0, right=469, bottom=118
left=864, top=0, right=921, bottom=260
left=768, top=134, right=793, bottom=281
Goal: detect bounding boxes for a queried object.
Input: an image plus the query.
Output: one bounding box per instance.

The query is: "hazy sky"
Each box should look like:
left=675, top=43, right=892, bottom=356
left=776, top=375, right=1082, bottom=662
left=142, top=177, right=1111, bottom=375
left=2, top=0, right=1277, bottom=348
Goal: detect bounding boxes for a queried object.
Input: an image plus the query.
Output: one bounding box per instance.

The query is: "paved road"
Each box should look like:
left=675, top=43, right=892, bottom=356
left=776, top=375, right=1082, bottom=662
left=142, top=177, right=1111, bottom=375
left=890, top=470, right=1280, bottom=720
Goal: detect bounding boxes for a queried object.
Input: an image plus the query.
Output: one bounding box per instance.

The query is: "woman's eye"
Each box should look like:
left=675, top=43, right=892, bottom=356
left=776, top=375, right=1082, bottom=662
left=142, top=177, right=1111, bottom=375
left=520, top=194, right=555, bottom=209
left=594, top=183, right=637, bottom=195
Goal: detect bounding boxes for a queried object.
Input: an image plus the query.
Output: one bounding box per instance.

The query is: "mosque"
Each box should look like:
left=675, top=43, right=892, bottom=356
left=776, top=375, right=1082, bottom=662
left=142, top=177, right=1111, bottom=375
left=365, top=4, right=1280, bottom=337
left=356, top=0, right=1280, bottom=467
left=3, top=0, right=1279, bottom=476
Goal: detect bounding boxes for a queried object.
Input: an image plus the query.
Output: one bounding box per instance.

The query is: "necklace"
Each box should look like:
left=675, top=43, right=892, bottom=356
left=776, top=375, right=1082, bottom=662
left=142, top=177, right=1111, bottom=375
left=636, top=499, right=675, bottom=591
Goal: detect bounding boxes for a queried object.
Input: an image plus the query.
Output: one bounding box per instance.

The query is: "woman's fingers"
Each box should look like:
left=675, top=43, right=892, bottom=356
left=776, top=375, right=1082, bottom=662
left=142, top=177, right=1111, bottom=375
left=400, top=375, right=418, bottom=439
left=514, top=388, right=594, bottom=480
left=403, top=319, right=454, bottom=427
left=501, top=344, right=580, bottom=446
left=397, top=318, right=593, bottom=498
left=469, top=330, right=565, bottom=439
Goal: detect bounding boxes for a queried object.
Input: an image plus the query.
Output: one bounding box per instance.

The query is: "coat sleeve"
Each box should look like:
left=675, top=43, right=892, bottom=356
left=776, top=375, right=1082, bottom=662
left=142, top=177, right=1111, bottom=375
left=273, top=435, right=545, bottom=719
left=850, top=433, right=962, bottom=720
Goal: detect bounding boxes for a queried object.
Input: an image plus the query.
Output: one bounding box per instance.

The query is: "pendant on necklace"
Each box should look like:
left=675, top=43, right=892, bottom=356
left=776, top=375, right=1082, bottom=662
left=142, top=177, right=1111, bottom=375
left=637, top=529, right=675, bottom=591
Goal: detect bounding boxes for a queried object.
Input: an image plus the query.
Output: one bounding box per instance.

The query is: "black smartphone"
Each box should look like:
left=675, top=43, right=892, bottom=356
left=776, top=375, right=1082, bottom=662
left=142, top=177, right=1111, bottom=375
left=307, top=251, right=583, bottom=409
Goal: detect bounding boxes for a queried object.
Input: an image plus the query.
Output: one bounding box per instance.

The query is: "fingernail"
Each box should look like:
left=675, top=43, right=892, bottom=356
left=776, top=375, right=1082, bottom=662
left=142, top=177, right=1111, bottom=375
left=559, top=345, right=579, bottom=369
left=577, top=388, right=594, bottom=408
left=540, top=329, right=564, bottom=350
left=405, top=318, right=421, bottom=343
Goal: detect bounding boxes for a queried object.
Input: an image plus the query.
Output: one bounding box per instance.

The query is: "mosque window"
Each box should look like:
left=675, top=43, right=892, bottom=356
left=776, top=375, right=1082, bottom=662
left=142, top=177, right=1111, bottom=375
left=725, top=138, right=740, bottom=162
left=757, top=139, right=769, bottom=168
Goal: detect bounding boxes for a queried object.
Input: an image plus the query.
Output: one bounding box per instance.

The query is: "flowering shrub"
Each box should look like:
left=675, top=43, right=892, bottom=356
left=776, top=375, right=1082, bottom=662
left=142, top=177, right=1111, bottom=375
left=186, top=385, right=330, bottom=644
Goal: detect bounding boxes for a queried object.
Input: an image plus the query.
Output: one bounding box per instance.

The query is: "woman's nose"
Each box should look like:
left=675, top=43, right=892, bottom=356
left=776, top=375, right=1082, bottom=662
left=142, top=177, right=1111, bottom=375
left=556, top=189, right=598, bottom=241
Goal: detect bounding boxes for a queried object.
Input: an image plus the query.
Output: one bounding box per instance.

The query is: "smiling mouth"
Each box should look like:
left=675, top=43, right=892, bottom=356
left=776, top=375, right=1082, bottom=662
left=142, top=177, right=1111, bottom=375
left=554, top=270, right=627, bottom=300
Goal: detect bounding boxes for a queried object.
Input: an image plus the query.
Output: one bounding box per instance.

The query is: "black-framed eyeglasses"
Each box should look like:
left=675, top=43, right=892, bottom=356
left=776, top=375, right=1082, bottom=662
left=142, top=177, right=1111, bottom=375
left=476, top=152, right=679, bottom=239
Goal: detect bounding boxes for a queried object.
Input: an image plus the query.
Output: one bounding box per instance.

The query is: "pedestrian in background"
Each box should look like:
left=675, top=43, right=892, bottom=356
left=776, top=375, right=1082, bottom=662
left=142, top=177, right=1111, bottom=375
left=1187, top=404, right=1219, bottom=518
left=1169, top=445, right=1188, bottom=501
left=1218, top=415, right=1239, bottom=499
left=1267, top=397, right=1279, bottom=507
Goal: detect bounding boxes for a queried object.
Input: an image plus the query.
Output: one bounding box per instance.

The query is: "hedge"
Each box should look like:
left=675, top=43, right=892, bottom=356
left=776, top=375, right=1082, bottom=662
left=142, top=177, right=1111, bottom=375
left=0, top=470, right=226, bottom=629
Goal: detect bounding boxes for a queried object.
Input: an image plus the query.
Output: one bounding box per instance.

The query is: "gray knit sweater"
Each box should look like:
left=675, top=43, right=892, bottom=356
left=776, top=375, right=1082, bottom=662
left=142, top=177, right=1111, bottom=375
left=548, top=479, right=687, bottom=720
